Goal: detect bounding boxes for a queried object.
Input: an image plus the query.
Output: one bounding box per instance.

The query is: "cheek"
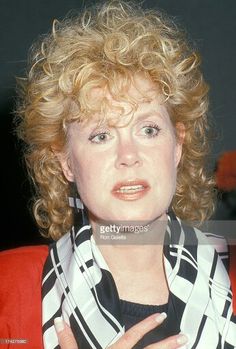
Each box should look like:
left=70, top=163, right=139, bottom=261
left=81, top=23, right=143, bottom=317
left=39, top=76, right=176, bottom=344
left=150, top=144, right=178, bottom=192
left=72, top=154, right=106, bottom=196
left=153, top=142, right=177, bottom=172
left=165, top=151, right=178, bottom=184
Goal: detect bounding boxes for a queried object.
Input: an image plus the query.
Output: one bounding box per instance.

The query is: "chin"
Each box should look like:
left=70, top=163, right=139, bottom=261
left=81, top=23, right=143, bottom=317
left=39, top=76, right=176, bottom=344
left=108, top=209, right=164, bottom=224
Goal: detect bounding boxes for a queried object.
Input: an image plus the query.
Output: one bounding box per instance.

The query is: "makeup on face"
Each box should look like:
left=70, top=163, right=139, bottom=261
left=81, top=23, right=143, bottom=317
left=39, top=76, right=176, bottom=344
left=111, top=179, right=150, bottom=201
left=60, top=75, right=182, bottom=224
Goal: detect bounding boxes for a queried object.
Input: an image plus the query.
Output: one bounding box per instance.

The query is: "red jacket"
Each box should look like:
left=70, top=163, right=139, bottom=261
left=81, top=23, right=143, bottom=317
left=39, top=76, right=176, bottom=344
left=0, top=245, right=236, bottom=349
left=0, top=246, right=48, bottom=349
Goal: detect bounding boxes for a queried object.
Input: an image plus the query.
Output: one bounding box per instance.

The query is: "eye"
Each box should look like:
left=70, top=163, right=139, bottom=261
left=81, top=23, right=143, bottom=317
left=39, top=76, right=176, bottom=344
left=88, top=131, right=111, bottom=144
left=141, top=124, right=160, bottom=138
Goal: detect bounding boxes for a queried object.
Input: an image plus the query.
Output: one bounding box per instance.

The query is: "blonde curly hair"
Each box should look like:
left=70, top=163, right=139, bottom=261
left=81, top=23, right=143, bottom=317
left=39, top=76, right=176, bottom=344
left=16, top=0, right=216, bottom=240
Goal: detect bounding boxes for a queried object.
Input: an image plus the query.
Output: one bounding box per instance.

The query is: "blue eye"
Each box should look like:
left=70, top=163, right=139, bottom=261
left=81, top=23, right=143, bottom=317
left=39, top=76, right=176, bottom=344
left=88, top=132, right=110, bottom=144
left=141, top=124, right=160, bottom=137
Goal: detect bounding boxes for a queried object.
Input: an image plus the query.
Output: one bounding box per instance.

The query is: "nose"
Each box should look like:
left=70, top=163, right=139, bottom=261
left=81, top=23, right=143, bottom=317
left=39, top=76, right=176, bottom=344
left=115, top=136, right=142, bottom=169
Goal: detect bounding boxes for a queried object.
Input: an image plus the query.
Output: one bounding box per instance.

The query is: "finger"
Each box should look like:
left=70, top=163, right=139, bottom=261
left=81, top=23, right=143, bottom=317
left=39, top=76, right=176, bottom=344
left=145, top=333, right=188, bottom=349
left=109, top=312, right=167, bottom=349
left=54, top=317, right=78, bottom=349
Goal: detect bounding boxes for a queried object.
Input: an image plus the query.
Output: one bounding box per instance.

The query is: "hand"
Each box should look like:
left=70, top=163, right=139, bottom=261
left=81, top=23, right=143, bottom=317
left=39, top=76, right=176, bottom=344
left=54, top=318, right=78, bottom=349
left=54, top=312, right=188, bottom=349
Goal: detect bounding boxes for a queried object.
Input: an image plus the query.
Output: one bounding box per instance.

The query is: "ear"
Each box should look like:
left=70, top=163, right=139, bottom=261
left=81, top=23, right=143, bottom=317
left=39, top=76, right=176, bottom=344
left=174, top=122, right=185, bottom=167
left=54, top=150, right=74, bottom=182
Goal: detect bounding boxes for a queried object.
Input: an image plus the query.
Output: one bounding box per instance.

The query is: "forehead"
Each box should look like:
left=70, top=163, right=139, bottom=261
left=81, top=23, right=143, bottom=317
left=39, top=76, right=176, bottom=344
left=90, top=75, right=159, bottom=105
left=79, top=75, right=165, bottom=127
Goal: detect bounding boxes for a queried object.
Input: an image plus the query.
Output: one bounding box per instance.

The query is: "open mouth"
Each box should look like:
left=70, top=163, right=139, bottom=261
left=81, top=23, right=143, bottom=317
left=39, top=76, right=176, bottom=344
left=116, top=185, right=146, bottom=193
left=112, top=180, right=150, bottom=201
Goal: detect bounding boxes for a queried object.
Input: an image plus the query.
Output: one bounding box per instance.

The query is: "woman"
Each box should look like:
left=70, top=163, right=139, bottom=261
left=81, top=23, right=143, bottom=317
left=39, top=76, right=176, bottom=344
left=1, top=1, right=235, bottom=348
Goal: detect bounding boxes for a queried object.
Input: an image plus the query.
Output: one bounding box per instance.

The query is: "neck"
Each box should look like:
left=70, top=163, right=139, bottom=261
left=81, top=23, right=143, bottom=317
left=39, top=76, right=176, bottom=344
left=90, top=213, right=168, bottom=275
left=90, top=214, right=169, bottom=304
left=100, top=244, right=164, bottom=276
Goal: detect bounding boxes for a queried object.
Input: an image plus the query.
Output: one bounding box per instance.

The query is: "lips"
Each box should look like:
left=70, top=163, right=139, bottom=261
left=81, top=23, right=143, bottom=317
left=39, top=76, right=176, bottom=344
left=111, top=180, right=150, bottom=201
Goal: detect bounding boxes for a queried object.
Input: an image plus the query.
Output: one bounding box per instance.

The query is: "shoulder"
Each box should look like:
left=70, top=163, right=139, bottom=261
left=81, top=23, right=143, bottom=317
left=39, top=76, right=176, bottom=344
left=0, top=245, right=49, bottom=283
left=0, top=244, right=49, bottom=261
left=0, top=245, right=49, bottom=346
left=188, top=224, right=236, bottom=314
left=180, top=222, right=230, bottom=273
left=194, top=228, right=229, bottom=257
left=177, top=217, right=229, bottom=262
left=0, top=245, right=49, bottom=303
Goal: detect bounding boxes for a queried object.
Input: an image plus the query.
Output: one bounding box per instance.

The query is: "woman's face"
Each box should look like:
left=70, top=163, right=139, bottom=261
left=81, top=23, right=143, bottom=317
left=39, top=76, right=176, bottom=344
left=60, top=77, right=183, bottom=224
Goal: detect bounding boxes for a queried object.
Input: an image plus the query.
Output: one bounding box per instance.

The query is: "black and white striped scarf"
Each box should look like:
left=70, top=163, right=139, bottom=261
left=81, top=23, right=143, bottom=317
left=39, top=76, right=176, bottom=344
left=42, top=213, right=236, bottom=348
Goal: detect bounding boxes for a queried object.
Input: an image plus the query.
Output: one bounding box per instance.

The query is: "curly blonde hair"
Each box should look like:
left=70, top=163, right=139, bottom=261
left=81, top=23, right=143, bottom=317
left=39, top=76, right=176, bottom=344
left=16, top=0, right=216, bottom=240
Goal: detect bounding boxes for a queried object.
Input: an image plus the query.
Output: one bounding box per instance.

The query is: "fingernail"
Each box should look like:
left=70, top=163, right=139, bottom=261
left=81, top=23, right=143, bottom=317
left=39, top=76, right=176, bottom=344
left=154, top=312, right=167, bottom=323
left=54, top=317, right=65, bottom=333
left=177, top=334, right=188, bottom=345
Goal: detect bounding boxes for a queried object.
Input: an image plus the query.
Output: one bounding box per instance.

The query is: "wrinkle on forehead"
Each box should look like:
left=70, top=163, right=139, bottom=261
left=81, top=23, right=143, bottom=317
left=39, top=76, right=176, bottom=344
left=65, top=73, right=165, bottom=132
left=77, top=75, right=164, bottom=128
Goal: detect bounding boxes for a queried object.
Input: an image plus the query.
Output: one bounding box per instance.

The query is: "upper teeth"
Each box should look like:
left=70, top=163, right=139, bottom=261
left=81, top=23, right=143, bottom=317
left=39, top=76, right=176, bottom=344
left=117, top=185, right=144, bottom=193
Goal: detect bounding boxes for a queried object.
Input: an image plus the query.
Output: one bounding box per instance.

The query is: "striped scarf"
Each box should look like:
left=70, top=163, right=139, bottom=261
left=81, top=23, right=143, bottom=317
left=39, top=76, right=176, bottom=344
left=42, top=212, right=236, bottom=348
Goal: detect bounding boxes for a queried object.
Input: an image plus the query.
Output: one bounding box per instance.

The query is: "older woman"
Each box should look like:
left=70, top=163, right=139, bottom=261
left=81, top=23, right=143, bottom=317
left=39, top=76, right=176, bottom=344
left=1, top=1, right=235, bottom=349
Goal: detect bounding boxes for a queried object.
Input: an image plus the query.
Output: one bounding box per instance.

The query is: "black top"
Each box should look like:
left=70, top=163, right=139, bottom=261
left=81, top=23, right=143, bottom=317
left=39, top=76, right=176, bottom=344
left=120, top=299, right=180, bottom=349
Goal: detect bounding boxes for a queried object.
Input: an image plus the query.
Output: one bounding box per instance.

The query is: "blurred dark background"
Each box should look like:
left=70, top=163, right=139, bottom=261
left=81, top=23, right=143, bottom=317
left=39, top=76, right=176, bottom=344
left=1, top=0, right=236, bottom=250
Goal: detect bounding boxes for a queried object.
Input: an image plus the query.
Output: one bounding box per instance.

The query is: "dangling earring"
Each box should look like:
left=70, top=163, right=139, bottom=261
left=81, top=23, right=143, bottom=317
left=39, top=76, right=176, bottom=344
left=166, top=206, right=177, bottom=221
left=68, top=182, right=88, bottom=227
left=166, top=206, right=175, bottom=220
